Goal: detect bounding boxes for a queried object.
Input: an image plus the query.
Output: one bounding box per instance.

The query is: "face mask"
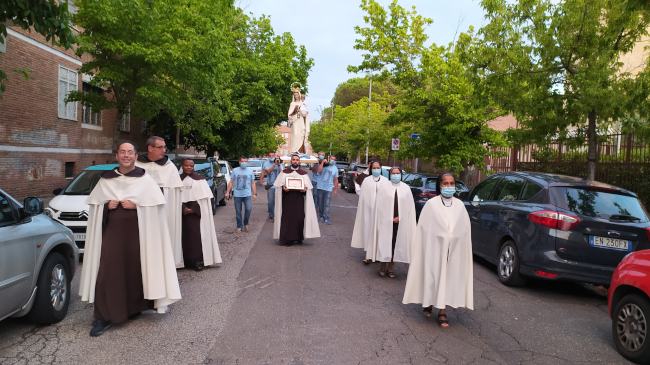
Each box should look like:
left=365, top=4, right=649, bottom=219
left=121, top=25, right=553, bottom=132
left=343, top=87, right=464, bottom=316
left=269, top=158, right=274, bottom=162
left=390, top=174, right=401, bottom=183
left=319, top=155, right=324, bottom=160
left=441, top=187, right=455, bottom=198
left=240, top=162, right=247, bottom=169
left=330, top=161, right=336, bottom=167
left=371, top=169, right=381, bottom=177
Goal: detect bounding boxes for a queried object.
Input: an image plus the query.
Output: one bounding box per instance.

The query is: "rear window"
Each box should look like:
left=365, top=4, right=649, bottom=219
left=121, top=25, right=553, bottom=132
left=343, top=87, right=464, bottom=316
left=554, top=187, right=649, bottom=222
left=247, top=160, right=262, bottom=167
left=193, top=163, right=212, bottom=179
left=63, top=170, right=104, bottom=195
left=424, top=179, right=468, bottom=192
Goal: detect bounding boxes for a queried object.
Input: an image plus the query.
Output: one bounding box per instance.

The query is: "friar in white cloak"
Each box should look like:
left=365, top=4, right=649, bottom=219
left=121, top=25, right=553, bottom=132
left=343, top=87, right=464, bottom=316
left=180, top=159, right=222, bottom=271
left=374, top=167, right=417, bottom=278
left=273, top=154, right=320, bottom=246
left=80, top=143, right=181, bottom=337
left=135, top=136, right=184, bottom=267
left=350, top=160, right=390, bottom=264
left=402, top=172, right=473, bottom=328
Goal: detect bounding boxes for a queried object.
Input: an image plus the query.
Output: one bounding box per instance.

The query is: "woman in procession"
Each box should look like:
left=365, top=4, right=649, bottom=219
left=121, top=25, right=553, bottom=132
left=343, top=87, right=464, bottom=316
left=374, top=167, right=417, bottom=278
left=350, top=160, right=389, bottom=264
left=402, top=171, right=473, bottom=328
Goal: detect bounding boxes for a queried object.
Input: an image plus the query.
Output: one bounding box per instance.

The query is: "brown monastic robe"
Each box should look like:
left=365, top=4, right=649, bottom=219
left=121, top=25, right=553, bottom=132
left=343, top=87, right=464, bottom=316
left=180, top=172, right=204, bottom=268
left=279, top=168, right=308, bottom=242
left=93, top=168, right=153, bottom=323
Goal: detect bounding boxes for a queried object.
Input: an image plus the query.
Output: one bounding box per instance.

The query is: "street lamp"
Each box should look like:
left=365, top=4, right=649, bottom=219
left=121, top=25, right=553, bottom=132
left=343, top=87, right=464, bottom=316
left=366, top=73, right=372, bottom=165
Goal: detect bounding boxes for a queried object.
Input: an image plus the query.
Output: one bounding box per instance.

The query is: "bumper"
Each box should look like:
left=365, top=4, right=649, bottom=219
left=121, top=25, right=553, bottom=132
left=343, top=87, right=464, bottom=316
left=520, top=250, right=615, bottom=286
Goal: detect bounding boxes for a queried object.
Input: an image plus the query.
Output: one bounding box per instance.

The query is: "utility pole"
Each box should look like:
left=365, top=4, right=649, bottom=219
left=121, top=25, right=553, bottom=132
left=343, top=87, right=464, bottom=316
left=366, top=74, right=371, bottom=165
left=330, top=102, right=334, bottom=157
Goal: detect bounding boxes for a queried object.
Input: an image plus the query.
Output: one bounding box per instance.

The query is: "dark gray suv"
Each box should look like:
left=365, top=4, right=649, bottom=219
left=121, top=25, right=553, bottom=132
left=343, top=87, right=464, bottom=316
left=461, top=172, right=650, bottom=287
left=0, top=189, right=79, bottom=324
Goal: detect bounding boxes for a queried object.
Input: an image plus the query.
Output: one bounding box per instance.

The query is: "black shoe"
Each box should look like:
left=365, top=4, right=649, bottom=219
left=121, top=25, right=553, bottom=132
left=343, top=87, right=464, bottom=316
left=90, top=318, right=111, bottom=337
left=128, top=312, right=142, bottom=321
left=284, top=241, right=294, bottom=247
left=194, top=264, right=204, bottom=272
left=296, top=240, right=303, bottom=245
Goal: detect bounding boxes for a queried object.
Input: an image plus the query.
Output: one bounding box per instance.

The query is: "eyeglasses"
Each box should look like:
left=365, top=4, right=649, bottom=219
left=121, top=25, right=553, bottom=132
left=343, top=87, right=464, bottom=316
left=153, top=145, right=167, bottom=151
left=118, top=150, right=135, bottom=156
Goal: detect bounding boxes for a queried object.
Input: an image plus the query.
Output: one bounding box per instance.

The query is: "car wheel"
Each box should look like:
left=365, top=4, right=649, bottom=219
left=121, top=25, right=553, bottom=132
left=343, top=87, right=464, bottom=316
left=613, top=294, right=650, bottom=364
left=211, top=197, right=217, bottom=213
left=346, top=178, right=355, bottom=193
left=27, top=252, right=71, bottom=325
left=497, top=240, right=527, bottom=287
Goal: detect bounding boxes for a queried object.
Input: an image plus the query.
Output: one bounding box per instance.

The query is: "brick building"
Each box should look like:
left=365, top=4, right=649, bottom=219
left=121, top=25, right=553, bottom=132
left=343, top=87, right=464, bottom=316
left=276, top=124, right=313, bottom=157
left=0, top=24, right=148, bottom=201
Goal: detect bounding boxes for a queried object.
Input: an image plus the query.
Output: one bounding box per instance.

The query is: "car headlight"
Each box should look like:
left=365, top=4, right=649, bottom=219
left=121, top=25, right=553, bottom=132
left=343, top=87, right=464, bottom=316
left=44, top=207, right=58, bottom=218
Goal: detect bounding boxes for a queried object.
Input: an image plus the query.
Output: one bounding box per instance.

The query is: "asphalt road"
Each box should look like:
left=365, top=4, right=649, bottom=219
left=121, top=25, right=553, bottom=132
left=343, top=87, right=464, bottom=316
left=0, top=185, right=633, bottom=364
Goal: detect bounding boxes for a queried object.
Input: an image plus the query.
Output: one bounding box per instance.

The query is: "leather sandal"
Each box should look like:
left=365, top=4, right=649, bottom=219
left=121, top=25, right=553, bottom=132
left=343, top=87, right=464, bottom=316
left=423, top=306, right=433, bottom=317
left=437, top=313, right=450, bottom=328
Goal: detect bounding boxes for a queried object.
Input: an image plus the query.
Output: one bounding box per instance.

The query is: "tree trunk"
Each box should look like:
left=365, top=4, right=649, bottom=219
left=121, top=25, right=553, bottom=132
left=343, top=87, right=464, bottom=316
left=111, top=109, right=124, bottom=161
left=459, top=162, right=471, bottom=185
left=586, top=110, right=597, bottom=181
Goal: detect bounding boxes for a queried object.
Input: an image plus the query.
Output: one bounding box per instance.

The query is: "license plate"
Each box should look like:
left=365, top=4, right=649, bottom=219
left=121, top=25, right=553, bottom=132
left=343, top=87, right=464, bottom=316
left=73, top=233, right=86, bottom=241
left=589, top=236, right=631, bottom=251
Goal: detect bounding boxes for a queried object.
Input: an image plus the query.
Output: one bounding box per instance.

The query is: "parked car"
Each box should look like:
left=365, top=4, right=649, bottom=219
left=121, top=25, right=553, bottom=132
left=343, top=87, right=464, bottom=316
left=341, top=163, right=368, bottom=193
left=335, top=161, right=351, bottom=178
left=401, top=173, right=469, bottom=219
left=246, top=159, right=263, bottom=180
left=460, top=171, right=650, bottom=287
left=174, top=158, right=228, bottom=212
left=46, top=164, right=118, bottom=253
left=216, top=159, right=234, bottom=185
left=609, top=250, right=650, bottom=364
left=0, top=188, right=79, bottom=324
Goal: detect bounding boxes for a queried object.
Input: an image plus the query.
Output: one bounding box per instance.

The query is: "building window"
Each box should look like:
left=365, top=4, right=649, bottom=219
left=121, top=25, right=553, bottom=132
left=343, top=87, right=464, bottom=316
left=65, top=162, right=75, bottom=178
left=82, top=82, right=102, bottom=125
left=119, top=112, right=131, bottom=132
left=58, top=66, right=78, bottom=120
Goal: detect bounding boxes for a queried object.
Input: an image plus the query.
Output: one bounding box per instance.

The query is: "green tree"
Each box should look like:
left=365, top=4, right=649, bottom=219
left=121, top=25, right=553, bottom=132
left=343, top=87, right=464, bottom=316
left=251, top=125, right=285, bottom=157
left=349, top=0, right=508, bottom=178
left=69, top=0, right=235, bottom=154
left=0, top=0, right=76, bottom=98
left=479, top=0, right=650, bottom=181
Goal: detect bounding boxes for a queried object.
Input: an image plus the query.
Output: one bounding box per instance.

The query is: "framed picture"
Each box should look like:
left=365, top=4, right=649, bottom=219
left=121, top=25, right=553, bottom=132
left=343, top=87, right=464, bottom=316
left=285, top=176, right=305, bottom=190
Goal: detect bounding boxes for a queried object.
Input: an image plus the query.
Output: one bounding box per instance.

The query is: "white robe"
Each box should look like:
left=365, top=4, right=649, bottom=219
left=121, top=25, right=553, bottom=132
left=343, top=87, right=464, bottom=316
left=180, top=176, right=222, bottom=267
left=375, top=182, right=417, bottom=263
left=135, top=159, right=184, bottom=267
left=350, top=175, right=390, bottom=260
left=288, top=101, right=309, bottom=153
left=273, top=170, right=321, bottom=240
left=79, top=171, right=182, bottom=312
left=403, top=196, right=474, bottom=310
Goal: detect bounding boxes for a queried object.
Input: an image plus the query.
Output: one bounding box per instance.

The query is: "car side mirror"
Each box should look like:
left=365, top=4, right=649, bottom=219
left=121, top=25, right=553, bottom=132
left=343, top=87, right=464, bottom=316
left=458, top=191, right=469, bottom=201
left=53, top=188, right=63, bottom=195
left=216, top=173, right=224, bottom=178
left=23, top=197, right=44, bottom=216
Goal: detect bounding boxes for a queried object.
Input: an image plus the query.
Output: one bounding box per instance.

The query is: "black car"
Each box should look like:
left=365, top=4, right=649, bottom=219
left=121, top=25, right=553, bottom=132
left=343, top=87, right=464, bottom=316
left=461, top=172, right=650, bottom=287
left=401, top=173, right=469, bottom=219
left=335, top=161, right=351, bottom=179
left=341, top=163, right=368, bottom=193
left=174, top=158, right=227, bottom=213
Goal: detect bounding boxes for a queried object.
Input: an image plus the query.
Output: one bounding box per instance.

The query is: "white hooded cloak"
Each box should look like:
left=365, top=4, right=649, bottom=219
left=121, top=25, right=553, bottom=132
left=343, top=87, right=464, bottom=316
left=350, top=175, right=390, bottom=259
left=135, top=157, right=184, bottom=267
left=79, top=170, right=182, bottom=312
left=180, top=175, right=223, bottom=267
left=374, top=181, right=417, bottom=263
left=402, top=196, right=473, bottom=310
left=273, top=169, right=321, bottom=240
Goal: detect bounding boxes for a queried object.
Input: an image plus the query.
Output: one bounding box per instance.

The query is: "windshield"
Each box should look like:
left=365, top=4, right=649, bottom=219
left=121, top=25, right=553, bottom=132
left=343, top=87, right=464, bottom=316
left=554, top=187, right=649, bottom=222
left=193, top=162, right=212, bottom=179
left=63, top=170, right=105, bottom=195
left=247, top=160, right=262, bottom=167
left=219, top=164, right=228, bottom=175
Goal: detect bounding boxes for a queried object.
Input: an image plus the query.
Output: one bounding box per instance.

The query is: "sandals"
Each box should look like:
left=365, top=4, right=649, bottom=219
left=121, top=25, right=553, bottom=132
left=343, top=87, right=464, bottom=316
left=362, top=259, right=371, bottom=265
left=437, top=313, right=450, bottom=328
left=423, top=306, right=432, bottom=317
left=387, top=271, right=396, bottom=279
left=378, top=269, right=387, bottom=277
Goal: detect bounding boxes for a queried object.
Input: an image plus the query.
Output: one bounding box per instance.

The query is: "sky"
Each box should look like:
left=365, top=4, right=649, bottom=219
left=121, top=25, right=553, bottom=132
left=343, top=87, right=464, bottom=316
left=244, top=0, right=488, bottom=121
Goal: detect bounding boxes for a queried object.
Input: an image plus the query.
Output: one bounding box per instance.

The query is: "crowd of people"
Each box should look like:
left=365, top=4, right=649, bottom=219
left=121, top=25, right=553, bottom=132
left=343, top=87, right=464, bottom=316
left=78, top=138, right=471, bottom=338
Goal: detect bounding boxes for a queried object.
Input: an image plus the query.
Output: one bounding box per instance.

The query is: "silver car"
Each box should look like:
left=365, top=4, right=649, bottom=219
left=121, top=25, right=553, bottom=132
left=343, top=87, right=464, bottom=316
left=247, top=159, right=263, bottom=180
left=0, top=189, right=79, bottom=324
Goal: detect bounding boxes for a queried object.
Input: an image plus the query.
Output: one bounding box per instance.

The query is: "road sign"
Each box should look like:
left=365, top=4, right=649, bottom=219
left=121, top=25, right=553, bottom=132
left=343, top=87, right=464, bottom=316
left=392, top=138, right=400, bottom=151
left=411, top=134, right=421, bottom=139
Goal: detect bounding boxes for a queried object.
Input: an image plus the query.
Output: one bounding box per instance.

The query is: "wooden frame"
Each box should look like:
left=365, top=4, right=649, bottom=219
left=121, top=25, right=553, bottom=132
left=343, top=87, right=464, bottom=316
left=285, top=176, right=305, bottom=190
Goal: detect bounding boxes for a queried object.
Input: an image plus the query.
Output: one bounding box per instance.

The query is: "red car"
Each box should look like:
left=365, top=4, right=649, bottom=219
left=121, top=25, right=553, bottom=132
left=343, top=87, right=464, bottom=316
left=609, top=249, right=650, bottom=364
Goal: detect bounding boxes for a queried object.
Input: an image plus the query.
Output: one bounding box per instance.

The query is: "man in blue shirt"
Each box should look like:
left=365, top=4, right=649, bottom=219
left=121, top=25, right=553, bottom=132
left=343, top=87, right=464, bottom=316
left=226, top=156, right=257, bottom=233
left=316, top=155, right=339, bottom=224
left=311, top=151, right=325, bottom=213
left=260, top=151, right=282, bottom=222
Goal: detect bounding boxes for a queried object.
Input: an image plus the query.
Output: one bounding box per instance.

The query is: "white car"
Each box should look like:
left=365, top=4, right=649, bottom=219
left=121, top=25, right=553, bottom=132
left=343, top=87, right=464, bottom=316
left=45, top=164, right=118, bottom=254
left=216, top=159, right=233, bottom=185
left=246, top=159, right=263, bottom=180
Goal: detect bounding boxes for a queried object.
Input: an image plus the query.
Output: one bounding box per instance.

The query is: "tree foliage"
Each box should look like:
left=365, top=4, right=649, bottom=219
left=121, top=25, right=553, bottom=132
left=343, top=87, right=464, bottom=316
left=478, top=0, right=650, bottom=180
left=0, top=0, right=76, bottom=98
left=348, top=0, right=508, bottom=175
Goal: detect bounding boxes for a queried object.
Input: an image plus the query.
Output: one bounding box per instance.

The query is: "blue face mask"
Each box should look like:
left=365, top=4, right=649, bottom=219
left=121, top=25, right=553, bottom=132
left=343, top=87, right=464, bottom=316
left=240, top=162, right=247, bottom=169
left=390, top=174, right=401, bottom=183
left=330, top=161, right=336, bottom=166
left=441, top=187, right=455, bottom=198
left=371, top=169, right=381, bottom=177
left=269, top=158, right=274, bottom=162
left=319, top=155, right=325, bottom=160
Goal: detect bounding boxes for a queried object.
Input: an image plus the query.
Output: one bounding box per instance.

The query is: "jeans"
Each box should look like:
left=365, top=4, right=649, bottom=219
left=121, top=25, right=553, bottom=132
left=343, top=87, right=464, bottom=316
left=312, top=181, right=319, bottom=212
left=267, top=186, right=275, bottom=219
left=234, top=196, right=252, bottom=229
left=317, top=189, right=332, bottom=220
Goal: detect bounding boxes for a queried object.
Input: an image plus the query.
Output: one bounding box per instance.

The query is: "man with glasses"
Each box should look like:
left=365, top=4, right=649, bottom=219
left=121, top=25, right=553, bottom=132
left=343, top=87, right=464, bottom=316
left=136, top=136, right=184, bottom=267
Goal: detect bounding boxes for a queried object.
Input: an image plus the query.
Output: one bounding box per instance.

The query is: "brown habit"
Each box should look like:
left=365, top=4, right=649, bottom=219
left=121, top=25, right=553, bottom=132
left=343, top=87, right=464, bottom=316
left=181, top=201, right=203, bottom=267
left=94, top=204, right=153, bottom=323
left=279, top=168, right=307, bottom=242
